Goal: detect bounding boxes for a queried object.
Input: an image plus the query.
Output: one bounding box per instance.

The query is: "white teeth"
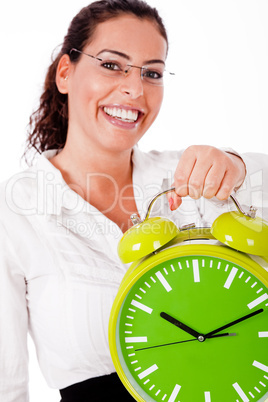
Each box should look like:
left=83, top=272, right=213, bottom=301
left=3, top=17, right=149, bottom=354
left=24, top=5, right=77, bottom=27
left=104, top=107, right=139, bottom=122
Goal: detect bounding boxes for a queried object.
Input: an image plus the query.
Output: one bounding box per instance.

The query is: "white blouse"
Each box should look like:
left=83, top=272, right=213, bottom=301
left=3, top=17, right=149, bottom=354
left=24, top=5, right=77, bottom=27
left=0, top=147, right=267, bottom=401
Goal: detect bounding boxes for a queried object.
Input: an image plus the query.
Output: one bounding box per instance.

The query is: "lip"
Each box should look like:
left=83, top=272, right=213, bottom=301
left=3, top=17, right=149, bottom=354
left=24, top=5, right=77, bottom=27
left=100, top=104, right=144, bottom=130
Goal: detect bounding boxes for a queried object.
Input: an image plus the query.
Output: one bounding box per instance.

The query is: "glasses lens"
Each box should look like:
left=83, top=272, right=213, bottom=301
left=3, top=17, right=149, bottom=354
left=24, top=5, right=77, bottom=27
left=95, top=57, right=126, bottom=77
left=94, top=53, right=174, bottom=86
left=142, top=65, right=166, bottom=86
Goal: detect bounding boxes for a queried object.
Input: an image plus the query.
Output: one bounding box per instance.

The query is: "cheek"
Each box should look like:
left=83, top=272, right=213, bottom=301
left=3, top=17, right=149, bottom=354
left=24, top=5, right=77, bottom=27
left=147, top=89, right=164, bottom=119
left=79, top=80, right=104, bottom=103
left=68, top=77, right=109, bottom=119
left=70, top=64, right=107, bottom=102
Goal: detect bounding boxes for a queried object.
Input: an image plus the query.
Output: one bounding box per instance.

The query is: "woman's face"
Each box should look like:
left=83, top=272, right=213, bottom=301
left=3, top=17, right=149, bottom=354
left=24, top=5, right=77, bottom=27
left=65, top=15, right=168, bottom=154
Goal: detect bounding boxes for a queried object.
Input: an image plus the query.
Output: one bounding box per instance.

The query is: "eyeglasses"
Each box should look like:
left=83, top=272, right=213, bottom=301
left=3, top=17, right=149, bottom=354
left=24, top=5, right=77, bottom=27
left=70, top=48, right=175, bottom=86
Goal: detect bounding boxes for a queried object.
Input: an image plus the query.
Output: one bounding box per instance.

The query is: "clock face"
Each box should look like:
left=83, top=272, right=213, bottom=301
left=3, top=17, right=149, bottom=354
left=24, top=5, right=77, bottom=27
left=115, top=252, right=268, bottom=402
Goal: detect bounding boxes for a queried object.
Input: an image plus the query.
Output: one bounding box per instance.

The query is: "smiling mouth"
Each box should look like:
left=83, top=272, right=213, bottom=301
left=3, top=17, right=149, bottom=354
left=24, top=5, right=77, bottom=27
left=103, top=106, right=140, bottom=123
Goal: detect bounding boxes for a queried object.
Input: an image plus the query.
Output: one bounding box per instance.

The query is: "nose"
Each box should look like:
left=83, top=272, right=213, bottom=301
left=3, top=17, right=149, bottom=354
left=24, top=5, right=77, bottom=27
left=119, top=67, right=144, bottom=99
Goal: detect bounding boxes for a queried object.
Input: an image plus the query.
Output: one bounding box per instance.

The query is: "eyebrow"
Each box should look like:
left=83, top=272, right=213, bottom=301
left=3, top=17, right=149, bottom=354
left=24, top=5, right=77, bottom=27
left=96, top=49, right=166, bottom=65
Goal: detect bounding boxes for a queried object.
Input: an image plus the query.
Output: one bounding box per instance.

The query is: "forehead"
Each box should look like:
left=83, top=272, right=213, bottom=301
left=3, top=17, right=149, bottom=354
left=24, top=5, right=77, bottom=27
left=86, top=15, right=167, bottom=62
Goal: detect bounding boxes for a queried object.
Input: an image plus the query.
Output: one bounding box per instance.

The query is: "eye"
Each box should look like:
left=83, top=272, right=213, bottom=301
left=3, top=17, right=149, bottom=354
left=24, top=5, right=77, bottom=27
left=143, top=69, right=163, bottom=80
left=100, top=61, right=122, bottom=71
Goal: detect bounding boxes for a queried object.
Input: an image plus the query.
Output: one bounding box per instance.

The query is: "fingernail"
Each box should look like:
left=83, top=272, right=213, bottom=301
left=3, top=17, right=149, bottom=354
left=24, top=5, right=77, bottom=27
left=169, top=198, right=174, bottom=211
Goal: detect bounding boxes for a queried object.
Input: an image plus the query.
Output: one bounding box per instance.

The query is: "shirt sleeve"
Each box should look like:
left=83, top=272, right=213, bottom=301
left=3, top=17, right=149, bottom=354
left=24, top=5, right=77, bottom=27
left=0, top=221, right=29, bottom=402
left=235, top=152, right=268, bottom=220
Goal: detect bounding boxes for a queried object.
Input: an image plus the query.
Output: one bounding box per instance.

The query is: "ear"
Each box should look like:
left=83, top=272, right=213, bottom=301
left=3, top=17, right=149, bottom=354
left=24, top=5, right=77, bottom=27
left=56, top=54, right=71, bottom=94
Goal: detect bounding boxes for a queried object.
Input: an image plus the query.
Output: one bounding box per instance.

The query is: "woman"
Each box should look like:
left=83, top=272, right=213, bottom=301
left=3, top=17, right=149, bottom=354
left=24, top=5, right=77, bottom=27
left=0, top=0, right=266, bottom=401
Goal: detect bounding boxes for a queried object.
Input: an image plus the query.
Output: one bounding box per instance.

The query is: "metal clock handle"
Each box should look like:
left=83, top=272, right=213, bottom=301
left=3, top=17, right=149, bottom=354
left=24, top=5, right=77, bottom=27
left=229, top=194, right=257, bottom=219
left=131, top=188, right=257, bottom=225
left=130, top=187, right=176, bottom=225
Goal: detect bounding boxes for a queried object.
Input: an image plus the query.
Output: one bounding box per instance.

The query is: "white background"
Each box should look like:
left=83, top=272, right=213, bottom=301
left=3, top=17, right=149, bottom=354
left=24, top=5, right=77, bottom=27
left=0, top=0, right=267, bottom=400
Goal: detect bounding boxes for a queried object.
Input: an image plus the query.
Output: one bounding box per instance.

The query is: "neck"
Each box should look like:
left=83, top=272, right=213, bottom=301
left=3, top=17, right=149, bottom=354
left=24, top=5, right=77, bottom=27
left=50, top=139, right=134, bottom=195
left=49, top=138, right=139, bottom=232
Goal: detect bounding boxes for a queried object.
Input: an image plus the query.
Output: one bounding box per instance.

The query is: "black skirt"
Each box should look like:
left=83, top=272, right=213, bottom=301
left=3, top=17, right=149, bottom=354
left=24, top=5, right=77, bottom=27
left=59, top=372, right=136, bottom=401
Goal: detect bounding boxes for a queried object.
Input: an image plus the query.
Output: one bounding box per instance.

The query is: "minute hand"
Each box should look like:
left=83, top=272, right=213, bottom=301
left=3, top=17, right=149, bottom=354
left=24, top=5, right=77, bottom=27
left=205, top=308, right=264, bottom=338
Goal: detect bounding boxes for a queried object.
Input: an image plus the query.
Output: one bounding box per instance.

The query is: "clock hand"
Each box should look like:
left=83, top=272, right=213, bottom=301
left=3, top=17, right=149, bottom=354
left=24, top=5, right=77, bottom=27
left=135, top=333, right=236, bottom=352
left=205, top=308, right=264, bottom=338
left=160, top=312, right=202, bottom=340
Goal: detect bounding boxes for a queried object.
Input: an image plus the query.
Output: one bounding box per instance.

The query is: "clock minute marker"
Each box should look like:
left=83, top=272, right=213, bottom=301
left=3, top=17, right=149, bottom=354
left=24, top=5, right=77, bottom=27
left=224, top=267, right=238, bottom=289
left=192, top=259, right=200, bottom=283
left=204, top=391, right=211, bottom=402
left=150, top=276, right=156, bottom=283
left=247, top=293, right=268, bottom=309
left=258, top=332, right=268, bottom=337
left=131, top=300, right=153, bottom=314
left=168, top=384, right=181, bottom=402
left=138, top=364, right=158, bottom=379
left=253, top=360, right=268, bottom=373
left=232, top=382, right=250, bottom=402
left=125, top=336, right=148, bottom=343
left=156, top=271, right=172, bottom=292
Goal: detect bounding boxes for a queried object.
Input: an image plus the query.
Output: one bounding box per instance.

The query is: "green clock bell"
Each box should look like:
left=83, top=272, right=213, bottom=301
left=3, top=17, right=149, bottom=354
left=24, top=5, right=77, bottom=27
left=109, top=188, right=268, bottom=402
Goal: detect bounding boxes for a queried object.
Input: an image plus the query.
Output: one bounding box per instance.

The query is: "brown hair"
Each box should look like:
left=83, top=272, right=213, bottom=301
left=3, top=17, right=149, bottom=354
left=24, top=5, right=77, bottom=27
left=24, top=0, right=168, bottom=163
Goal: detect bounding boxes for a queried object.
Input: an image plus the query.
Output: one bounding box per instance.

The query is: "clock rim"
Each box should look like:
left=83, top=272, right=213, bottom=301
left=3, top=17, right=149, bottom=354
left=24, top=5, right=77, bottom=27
left=109, top=243, right=268, bottom=401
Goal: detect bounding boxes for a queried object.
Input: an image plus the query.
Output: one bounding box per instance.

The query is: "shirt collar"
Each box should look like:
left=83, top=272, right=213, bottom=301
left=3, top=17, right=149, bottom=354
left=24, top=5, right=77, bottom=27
left=32, top=150, right=89, bottom=216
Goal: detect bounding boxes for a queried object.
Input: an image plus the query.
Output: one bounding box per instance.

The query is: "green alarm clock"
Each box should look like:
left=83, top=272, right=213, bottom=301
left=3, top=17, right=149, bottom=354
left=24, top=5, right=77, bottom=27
left=109, top=189, right=268, bottom=402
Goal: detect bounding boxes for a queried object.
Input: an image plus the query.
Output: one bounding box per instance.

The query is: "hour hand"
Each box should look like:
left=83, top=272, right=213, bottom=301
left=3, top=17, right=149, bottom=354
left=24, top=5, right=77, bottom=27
left=160, top=312, right=202, bottom=339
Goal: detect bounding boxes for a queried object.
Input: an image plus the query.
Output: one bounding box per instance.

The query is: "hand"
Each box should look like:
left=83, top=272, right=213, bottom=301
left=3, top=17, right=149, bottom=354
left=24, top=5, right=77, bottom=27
left=160, top=310, right=263, bottom=342
left=167, top=145, right=246, bottom=210
left=204, top=308, right=264, bottom=337
left=160, top=312, right=202, bottom=339
left=136, top=333, right=236, bottom=352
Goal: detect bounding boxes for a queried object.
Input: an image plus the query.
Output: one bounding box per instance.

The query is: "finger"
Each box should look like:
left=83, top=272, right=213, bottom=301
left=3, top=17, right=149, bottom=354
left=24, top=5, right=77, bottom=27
left=187, top=159, right=214, bottom=199
left=173, top=150, right=197, bottom=197
left=202, top=164, right=227, bottom=199
left=216, top=168, right=240, bottom=200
